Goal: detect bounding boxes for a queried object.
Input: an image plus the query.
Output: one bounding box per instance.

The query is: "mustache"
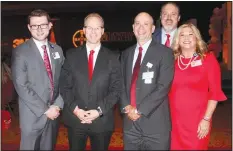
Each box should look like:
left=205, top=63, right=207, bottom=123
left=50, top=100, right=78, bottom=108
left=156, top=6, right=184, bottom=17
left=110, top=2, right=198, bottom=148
left=166, top=19, right=173, bottom=22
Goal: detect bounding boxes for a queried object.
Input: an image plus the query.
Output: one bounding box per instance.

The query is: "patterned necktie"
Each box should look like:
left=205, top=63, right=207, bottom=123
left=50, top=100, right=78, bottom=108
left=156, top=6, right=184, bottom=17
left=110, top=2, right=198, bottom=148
left=41, top=45, right=54, bottom=102
left=165, top=34, right=170, bottom=47
left=88, top=50, right=95, bottom=83
left=130, top=47, right=143, bottom=107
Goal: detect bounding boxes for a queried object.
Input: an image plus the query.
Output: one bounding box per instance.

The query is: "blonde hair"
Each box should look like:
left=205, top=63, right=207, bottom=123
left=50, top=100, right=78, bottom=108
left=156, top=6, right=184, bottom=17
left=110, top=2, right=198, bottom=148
left=84, top=13, right=104, bottom=27
left=2, top=62, right=12, bottom=84
left=171, top=23, right=208, bottom=59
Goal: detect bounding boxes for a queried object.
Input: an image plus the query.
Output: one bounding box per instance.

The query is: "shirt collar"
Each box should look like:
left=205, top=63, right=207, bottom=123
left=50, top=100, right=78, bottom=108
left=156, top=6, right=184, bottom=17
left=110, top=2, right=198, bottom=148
left=161, top=28, right=177, bottom=38
left=86, top=43, right=101, bottom=54
left=32, top=38, right=49, bottom=49
left=136, top=38, right=152, bottom=51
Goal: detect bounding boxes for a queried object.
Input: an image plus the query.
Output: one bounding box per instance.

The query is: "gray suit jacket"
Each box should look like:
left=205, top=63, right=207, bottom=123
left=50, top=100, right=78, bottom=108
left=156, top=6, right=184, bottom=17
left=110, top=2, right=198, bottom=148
left=11, top=38, right=65, bottom=131
left=120, top=38, right=174, bottom=134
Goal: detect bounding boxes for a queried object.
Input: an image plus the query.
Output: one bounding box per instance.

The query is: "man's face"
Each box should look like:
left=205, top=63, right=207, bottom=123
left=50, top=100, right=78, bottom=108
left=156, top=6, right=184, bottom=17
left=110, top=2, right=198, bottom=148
left=133, top=13, right=155, bottom=43
left=27, top=16, right=52, bottom=42
left=160, top=4, right=180, bottom=32
left=83, top=17, right=104, bottom=45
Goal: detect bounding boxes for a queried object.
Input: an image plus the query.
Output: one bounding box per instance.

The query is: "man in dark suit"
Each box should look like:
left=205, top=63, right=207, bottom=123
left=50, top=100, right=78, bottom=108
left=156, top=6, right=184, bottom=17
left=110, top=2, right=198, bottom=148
left=120, top=12, right=174, bottom=150
left=153, top=2, right=180, bottom=47
left=60, top=13, right=121, bottom=150
left=11, top=9, right=64, bottom=150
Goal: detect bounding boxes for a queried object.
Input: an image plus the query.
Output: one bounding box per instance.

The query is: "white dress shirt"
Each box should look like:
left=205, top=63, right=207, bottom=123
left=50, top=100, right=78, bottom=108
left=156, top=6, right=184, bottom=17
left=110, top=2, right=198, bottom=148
left=74, top=43, right=103, bottom=115
left=86, top=43, right=101, bottom=69
left=161, top=28, right=177, bottom=46
left=33, top=38, right=52, bottom=67
left=132, top=39, right=152, bottom=73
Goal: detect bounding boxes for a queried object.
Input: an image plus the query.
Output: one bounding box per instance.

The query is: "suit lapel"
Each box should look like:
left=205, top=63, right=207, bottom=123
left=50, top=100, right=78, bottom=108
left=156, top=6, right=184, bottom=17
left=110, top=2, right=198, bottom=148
left=126, top=45, right=136, bottom=92
left=138, top=40, right=156, bottom=80
left=48, top=43, right=56, bottom=79
left=28, top=38, right=47, bottom=74
left=91, top=46, right=107, bottom=85
left=79, top=46, right=89, bottom=85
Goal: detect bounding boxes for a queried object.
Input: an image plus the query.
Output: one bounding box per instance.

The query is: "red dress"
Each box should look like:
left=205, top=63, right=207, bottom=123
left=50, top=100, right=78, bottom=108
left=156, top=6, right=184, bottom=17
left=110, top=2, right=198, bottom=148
left=169, top=53, right=227, bottom=150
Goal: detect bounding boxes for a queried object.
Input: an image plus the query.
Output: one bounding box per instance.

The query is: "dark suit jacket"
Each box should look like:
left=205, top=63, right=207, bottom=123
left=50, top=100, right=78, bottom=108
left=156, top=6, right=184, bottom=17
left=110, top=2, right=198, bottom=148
left=152, top=28, right=162, bottom=44
left=11, top=38, right=64, bottom=131
left=120, top=38, right=174, bottom=134
left=60, top=45, right=121, bottom=133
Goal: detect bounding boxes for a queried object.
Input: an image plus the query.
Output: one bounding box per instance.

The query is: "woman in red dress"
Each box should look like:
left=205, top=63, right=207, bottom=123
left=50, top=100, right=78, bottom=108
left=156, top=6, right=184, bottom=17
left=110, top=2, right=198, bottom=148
left=169, top=23, right=227, bottom=150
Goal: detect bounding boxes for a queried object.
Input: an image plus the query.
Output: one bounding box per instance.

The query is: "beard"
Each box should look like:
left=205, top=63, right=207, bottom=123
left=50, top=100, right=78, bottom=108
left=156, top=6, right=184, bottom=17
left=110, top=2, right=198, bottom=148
left=163, top=25, right=175, bottom=32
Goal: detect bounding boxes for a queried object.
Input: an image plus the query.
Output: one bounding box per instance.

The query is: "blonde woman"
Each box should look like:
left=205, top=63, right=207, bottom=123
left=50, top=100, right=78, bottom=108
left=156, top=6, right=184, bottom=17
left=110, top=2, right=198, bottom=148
left=169, top=23, right=227, bottom=150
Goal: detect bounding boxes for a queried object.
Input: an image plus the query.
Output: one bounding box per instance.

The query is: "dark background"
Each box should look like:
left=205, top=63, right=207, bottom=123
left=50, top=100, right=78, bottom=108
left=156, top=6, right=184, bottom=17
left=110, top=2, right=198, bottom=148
left=1, top=1, right=226, bottom=53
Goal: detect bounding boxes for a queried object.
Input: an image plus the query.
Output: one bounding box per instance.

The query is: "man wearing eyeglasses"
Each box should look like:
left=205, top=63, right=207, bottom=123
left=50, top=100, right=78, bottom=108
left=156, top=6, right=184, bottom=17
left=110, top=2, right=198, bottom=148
left=11, top=9, right=64, bottom=150
left=153, top=2, right=180, bottom=47
left=60, top=13, right=121, bottom=150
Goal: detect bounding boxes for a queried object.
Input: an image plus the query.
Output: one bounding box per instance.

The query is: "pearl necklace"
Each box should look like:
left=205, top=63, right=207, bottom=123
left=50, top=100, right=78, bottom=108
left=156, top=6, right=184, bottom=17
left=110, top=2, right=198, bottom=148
left=178, top=55, right=198, bottom=70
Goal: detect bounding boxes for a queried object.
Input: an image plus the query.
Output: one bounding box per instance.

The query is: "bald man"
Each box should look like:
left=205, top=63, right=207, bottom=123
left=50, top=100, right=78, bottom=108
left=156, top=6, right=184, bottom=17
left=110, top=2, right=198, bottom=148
left=120, top=12, right=174, bottom=150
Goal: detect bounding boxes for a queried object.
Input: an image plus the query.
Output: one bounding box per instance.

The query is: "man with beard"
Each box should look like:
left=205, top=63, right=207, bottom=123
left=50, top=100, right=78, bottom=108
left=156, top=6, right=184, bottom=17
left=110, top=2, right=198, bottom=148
left=153, top=2, right=180, bottom=47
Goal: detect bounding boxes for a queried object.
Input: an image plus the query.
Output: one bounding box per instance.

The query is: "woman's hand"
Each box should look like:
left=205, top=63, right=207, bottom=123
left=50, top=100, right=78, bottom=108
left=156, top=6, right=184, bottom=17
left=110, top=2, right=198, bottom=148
left=197, top=119, right=210, bottom=139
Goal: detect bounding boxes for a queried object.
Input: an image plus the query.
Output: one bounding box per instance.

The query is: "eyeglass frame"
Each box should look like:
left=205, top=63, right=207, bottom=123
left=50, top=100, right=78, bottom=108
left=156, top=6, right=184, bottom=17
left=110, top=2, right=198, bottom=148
left=29, top=23, right=49, bottom=30
left=84, top=26, right=104, bottom=32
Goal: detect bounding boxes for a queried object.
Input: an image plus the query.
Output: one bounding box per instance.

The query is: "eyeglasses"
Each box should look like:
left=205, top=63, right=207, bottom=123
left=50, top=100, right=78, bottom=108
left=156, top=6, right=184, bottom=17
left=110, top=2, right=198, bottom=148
left=30, top=24, right=49, bottom=30
left=84, top=26, right=103, bottom=32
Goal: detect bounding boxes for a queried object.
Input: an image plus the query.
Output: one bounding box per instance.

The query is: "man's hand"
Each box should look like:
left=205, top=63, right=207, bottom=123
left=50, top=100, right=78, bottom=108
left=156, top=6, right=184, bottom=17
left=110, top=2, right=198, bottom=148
left=84, top=110, right=100, bottom=122
left=127, top=107, right=141, bottom=121
left=73, top=108, right=92, bottom=124
left=124, top=105, right=134, bottom=113
left=45, top=106, right=60, bottom=120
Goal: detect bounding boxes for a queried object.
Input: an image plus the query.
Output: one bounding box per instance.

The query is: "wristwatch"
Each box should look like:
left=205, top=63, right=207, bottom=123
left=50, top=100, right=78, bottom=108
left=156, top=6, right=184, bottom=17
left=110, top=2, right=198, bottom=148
left=97, top=107, right=103, bottom=117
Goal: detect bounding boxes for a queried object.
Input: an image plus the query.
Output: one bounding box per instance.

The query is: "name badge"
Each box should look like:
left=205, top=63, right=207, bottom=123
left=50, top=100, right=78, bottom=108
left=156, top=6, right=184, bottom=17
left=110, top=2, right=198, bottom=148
left=142, top=71, right=154, bottom=80
left=144, top=79, right=152, bottom=84
left=52, top=52, right=60, bottom=59
left=191, top=60, right=202, bottom=67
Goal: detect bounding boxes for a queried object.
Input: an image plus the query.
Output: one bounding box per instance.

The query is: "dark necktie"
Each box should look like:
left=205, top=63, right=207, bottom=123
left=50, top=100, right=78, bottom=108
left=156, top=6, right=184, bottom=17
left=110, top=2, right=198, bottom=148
left=165, top=34, right=170, bottom=47
left=41, top=45, right=54, bottom=102
left=88, top=50, right=95, bottom=83
left=130, top=47, right=143, bottom=107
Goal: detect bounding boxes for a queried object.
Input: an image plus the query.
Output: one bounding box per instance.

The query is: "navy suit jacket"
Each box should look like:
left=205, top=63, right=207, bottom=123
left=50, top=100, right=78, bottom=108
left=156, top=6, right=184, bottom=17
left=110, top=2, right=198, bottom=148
left=152, top=28, right=162, bottom=44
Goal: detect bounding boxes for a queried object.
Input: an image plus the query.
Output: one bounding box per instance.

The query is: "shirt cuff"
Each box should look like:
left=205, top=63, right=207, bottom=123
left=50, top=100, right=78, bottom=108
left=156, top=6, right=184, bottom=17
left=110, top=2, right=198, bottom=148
left=97, top=106, right=103, bottom=116
left=50, top=105, right=60, bottom=110
left=73, top=106, right=79, bottom=114
left=135, top=109, right=142, bottom=115
left=44, top=110, right=48, bottom=114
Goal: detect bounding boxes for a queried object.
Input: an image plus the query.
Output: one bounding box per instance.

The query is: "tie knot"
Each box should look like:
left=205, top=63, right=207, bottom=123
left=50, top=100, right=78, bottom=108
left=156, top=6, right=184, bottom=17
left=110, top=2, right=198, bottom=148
left=166, top=34, right=170, bottom=38
left=90, top=50, right=95, bottom=55
left=41, top=45, right=46, bottom=50
left=139, top=47, right=143, bottom=53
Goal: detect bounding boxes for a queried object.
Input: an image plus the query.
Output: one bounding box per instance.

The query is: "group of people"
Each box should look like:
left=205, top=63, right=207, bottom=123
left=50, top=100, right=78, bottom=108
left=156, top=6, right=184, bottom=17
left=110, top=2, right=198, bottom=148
left=11, top=2, right=227, bottom=151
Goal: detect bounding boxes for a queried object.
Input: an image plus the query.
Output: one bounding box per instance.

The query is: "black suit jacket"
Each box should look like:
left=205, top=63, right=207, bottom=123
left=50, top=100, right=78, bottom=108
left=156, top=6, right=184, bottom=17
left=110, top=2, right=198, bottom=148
left=120, top=38, right=174, bottom=134
left=60, top=45, right=121, bottom=133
